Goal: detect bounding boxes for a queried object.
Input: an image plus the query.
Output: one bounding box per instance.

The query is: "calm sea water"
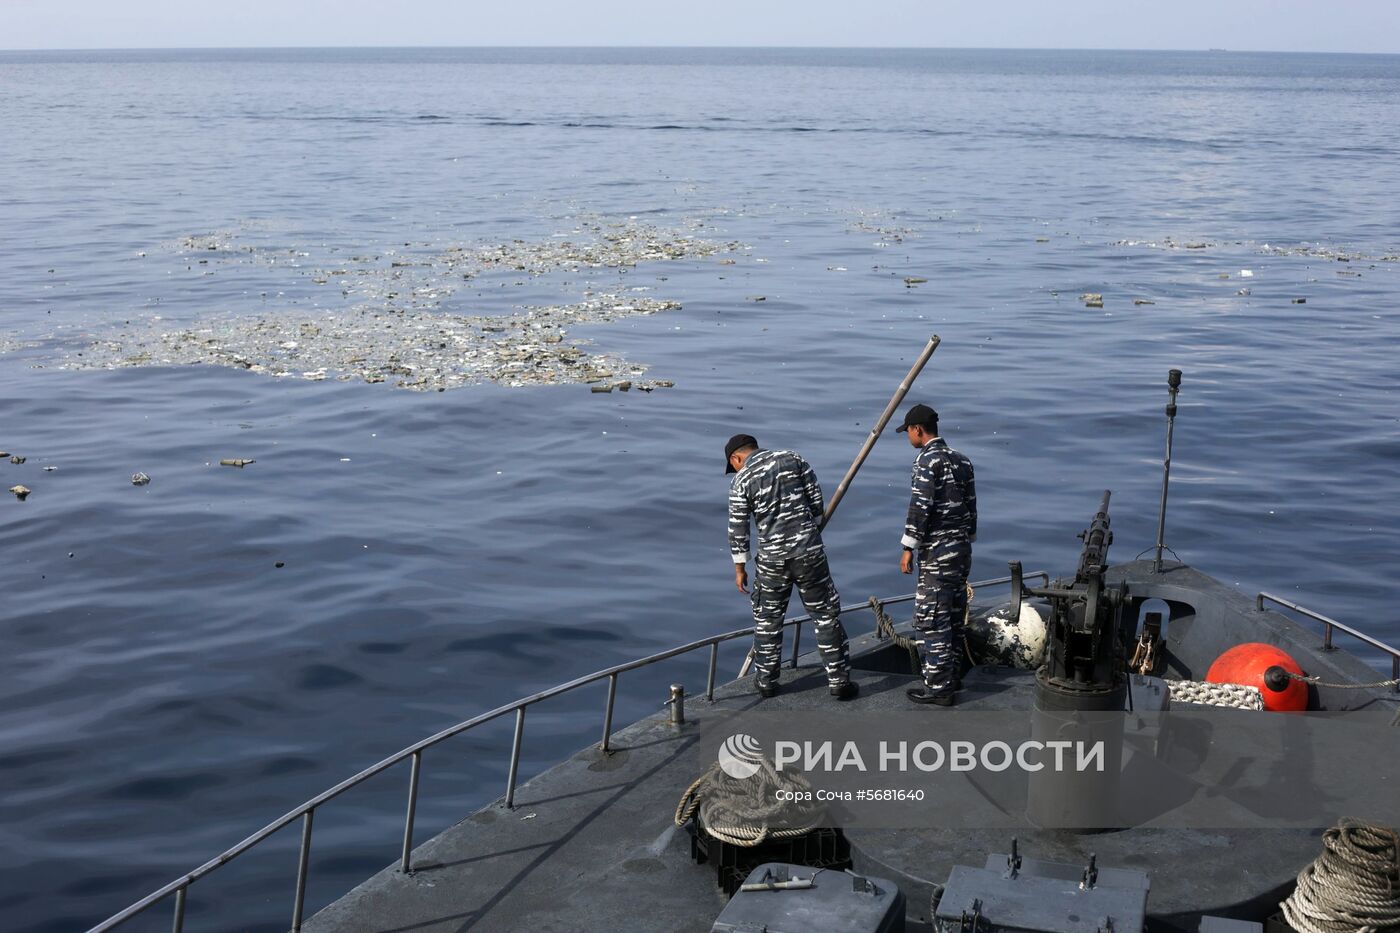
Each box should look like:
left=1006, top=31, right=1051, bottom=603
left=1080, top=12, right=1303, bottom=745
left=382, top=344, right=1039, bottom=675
left=2, top=47, right=1398, bottom=931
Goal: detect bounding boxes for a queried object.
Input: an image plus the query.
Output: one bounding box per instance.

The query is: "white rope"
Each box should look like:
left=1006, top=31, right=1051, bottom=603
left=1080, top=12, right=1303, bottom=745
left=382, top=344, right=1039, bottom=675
left=1281, top=818, right=1400, bottom=933
left=1167, top=680, right=1265, bottom=710
left=674, top=757, right=824, bottom=847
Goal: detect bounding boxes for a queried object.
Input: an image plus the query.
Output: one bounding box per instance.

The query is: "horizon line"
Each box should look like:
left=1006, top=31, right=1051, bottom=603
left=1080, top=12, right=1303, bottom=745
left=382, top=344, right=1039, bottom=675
left=2, top=43, right=1398, bottom=56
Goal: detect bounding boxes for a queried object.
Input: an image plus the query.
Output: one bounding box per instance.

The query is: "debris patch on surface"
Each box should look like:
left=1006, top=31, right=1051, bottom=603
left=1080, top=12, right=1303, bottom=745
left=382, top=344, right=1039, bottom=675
left=20, top=219, right=738, bottom=391
left=1260, top=243, right=1398, bottom=263
left=1113, top=237, right=1397, bottom=263
left=845, top=210, right=919, bottom=246
left=1111, top=237, right=1220, bottom=251
left=159, top=219, right=740, bottom=317
left=59, top=295, right=686, bottom=391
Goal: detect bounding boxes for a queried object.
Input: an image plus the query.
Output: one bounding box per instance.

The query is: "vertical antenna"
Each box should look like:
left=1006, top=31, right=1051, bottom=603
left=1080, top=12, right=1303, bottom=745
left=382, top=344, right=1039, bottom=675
left=1153, top=369, right=1183, bottom=573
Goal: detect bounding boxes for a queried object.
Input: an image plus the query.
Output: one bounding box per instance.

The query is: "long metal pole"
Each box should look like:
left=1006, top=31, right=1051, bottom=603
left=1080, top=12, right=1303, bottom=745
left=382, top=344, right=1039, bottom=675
left=820, top=334, right=941, bottom=529
left=740, top=334, right=941, bottom=677
left=1153, top=369, right=1182, bottom=573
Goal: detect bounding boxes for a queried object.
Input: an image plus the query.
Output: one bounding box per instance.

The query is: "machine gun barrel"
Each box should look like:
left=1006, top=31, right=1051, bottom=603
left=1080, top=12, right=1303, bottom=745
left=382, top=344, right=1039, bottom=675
left=1075, top=490, right=1113, bottom=581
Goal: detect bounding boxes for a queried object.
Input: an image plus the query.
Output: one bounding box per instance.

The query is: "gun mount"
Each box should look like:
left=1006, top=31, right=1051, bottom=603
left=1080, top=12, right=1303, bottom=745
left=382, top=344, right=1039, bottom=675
left=1012, top=492, right=1132, bottom=829
left=1010, top=490, right=1129, bottom=710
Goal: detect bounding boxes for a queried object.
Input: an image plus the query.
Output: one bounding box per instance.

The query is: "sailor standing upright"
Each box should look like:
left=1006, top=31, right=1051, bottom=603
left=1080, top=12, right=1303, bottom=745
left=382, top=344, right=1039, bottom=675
left=896, top=405, right=978, bottom=707
left=725, top=433, right=857, bottom=701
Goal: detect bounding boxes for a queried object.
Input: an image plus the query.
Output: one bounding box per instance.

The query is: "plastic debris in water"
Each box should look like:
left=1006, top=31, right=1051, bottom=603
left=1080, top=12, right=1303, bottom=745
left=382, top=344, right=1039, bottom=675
left=9, top=485, right=30, bottom=500
left=219, top=458, right=255, bottom=467
left=131, top=472, right=151, bottom=486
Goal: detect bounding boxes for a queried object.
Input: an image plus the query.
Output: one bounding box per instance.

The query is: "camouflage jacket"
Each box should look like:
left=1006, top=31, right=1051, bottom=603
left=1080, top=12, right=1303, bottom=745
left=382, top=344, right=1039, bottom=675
left=902, top=437, right=977, bottom=549
left=728, top=449, right=826, bottom=564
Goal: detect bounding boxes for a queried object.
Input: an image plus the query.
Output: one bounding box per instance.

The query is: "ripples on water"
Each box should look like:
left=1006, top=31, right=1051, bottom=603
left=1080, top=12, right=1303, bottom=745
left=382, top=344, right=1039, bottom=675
left=1, top=48, right=1398, bottom=931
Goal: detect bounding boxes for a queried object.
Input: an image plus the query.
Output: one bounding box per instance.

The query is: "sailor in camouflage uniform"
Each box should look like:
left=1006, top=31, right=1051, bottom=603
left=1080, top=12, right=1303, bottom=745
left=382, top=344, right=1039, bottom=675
left=896, top=405, right=977, bottom=706
left=725, top=434, right=857, bottom=701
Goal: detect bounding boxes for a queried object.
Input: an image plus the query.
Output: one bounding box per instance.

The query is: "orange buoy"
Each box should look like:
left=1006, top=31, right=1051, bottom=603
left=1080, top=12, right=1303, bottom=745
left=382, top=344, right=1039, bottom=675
left=1206, top=643, right=1308, bottom=711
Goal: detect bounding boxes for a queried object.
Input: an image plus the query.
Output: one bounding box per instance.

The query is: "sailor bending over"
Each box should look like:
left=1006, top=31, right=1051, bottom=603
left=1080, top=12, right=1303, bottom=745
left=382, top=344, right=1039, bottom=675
left=725, top=433, right=857, bottom=701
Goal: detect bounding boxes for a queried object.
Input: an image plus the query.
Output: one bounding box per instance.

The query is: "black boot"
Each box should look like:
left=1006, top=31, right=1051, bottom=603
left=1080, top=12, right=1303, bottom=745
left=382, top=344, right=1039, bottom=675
left=907, top=686, right=955, bottom=706
left=830, top=681, right=859, bottom=701
left=755, top=678, right=780, bottom=699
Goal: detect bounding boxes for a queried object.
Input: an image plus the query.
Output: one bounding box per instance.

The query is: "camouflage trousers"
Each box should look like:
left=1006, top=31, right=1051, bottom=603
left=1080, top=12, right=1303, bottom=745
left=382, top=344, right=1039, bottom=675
left=750, top=547, right=852, bottom=688
left=913, top=537, right=972, bottom=693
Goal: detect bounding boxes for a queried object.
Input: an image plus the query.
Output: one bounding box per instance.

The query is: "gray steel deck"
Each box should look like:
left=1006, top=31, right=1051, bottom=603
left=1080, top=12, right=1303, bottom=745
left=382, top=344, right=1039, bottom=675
left=304, top=564, right=1398, bottom=932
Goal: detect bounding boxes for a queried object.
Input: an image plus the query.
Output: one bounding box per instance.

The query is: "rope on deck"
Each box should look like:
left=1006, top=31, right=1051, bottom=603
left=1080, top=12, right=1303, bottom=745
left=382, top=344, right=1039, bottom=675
left=1281, top=818, right=1400, bottom=933
left=1166, top=680, right=1265, bottom=710
left=674, top=757, right=824, bottom=847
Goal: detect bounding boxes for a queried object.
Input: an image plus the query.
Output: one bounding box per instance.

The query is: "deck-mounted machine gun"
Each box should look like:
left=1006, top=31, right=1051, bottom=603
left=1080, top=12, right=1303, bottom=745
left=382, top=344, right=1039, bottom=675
left=1009, top=491, right=1132, bottom=828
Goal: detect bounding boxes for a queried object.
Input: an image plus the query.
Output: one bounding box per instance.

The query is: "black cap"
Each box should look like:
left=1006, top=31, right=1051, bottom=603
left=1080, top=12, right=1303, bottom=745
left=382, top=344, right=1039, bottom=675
left=895, top=404, right=938, bottom=433
left=725, top=434, right=758, bottom=474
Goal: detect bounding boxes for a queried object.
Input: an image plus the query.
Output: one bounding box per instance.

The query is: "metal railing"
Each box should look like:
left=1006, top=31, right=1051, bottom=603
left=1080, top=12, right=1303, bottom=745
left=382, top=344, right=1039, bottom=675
left=1256, top=591, right=1400, bottom=693
left=87, top=572, right=1045, bottom=933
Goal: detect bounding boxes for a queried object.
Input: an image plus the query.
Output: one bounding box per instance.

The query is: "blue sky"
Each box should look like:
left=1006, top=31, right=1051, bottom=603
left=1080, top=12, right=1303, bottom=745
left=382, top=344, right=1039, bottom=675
left=2, top=0, right=1396, bottom=53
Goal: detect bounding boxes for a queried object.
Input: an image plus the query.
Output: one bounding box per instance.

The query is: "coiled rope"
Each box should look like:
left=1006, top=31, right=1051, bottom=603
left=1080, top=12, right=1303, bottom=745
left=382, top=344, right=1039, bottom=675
left=674, top=756, right=824, bottom=847
left=1281, top=818, right=1400, bottom=933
